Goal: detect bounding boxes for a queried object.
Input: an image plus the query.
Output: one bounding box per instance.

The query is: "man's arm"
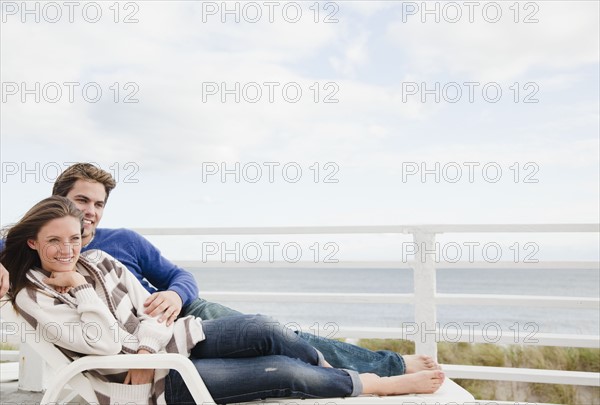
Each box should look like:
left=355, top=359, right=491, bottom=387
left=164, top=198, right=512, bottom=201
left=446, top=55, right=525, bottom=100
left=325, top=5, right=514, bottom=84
left=86, top=229, right=200, bottom=325
left=120, top=230, right=199, bottom=325
left=0, top=263, right=9, bottom=298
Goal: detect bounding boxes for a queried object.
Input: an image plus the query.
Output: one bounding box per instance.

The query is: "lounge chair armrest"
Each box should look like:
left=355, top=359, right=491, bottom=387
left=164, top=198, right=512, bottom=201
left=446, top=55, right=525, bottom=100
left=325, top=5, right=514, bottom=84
left=41, top=353, right=214, bottom=405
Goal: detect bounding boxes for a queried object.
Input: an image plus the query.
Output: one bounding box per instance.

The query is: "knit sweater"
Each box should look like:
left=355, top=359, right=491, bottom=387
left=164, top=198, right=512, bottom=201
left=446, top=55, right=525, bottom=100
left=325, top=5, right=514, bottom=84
left=15, top=250, right=205, bottom=405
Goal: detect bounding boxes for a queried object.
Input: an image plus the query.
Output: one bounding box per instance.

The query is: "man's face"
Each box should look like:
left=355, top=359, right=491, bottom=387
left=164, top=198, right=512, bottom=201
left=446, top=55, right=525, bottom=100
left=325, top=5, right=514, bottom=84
left=65, top=180, right=107, bottom=243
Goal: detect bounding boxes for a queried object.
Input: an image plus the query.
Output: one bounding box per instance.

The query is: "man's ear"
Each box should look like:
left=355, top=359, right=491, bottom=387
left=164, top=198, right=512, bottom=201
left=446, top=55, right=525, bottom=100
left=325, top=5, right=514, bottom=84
left=27, top=239, right=38, bottom=250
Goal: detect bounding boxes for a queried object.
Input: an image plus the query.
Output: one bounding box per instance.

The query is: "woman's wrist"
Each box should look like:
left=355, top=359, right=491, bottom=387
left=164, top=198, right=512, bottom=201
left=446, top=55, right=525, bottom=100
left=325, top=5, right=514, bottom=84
left=71, top=272, right=88, bottom=287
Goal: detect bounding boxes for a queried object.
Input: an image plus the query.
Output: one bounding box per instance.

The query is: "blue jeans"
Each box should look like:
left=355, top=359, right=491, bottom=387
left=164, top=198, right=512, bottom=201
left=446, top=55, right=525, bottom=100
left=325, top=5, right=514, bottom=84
left=165, top=315, right=362, bottom=404
left=182, top=298, right=406, bottom=376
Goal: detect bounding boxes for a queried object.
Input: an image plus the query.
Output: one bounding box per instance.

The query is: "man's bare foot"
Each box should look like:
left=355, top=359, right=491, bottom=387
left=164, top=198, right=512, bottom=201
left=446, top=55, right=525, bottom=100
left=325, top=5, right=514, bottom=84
left=403, top=354, right=440, bottom=373
left=360, top=370, right=445, bottom=396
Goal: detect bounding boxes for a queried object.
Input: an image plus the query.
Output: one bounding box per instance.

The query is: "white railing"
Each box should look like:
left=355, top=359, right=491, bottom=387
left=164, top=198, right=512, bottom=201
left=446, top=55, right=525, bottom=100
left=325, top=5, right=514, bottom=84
left=2, top=224, right=599, bottom=394
left=136, top=224, right=600, bottom=388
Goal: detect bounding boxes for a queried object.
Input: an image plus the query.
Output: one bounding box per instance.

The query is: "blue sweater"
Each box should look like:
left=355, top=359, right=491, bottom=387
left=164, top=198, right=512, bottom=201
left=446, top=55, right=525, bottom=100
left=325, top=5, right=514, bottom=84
left=0, top=229, right=199, bottom=307
left=82, top=228, right=199, bottom=306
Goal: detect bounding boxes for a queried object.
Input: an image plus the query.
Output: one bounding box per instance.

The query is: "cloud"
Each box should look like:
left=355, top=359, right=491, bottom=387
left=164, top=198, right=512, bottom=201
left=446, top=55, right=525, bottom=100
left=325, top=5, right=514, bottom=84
left=1, top=1, right=598, bottom=228
left=386, top=1, right=599, bottom=82
left=330, top=30, right=371, bottom=78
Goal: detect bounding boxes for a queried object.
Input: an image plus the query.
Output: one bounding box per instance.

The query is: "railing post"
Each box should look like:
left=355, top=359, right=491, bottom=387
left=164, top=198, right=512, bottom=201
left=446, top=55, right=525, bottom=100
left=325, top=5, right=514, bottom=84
left=411, top=231, right=438, bottom=361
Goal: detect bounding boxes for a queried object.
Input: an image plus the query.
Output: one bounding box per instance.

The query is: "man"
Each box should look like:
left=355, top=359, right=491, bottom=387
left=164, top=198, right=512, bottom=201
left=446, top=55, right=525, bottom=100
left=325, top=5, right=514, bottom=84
left=1, top=163, right=437, bottom=376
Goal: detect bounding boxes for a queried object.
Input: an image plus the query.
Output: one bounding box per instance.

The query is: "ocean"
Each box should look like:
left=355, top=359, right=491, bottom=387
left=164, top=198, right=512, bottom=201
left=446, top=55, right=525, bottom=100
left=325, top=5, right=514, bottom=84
left=189, top=267, right=600, bottom=337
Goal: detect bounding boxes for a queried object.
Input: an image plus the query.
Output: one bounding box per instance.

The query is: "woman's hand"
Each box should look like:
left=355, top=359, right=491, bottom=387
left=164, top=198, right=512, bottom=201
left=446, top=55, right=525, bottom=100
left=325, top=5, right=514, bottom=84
left=44, top=271, right=87, bottom=292
left=124, top=368, right=155, bottom=385
left=124, top=349, right=155, bottom=384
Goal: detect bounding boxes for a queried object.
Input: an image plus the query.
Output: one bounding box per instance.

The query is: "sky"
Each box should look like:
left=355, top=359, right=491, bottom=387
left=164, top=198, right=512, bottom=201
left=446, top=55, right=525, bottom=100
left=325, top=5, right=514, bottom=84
left=1, top=0, right=599, bottom=263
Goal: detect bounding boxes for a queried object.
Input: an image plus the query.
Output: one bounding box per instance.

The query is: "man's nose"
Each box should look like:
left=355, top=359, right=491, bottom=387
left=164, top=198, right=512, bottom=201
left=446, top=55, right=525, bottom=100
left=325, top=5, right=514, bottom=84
left=82, top=203, right=95, bottom=216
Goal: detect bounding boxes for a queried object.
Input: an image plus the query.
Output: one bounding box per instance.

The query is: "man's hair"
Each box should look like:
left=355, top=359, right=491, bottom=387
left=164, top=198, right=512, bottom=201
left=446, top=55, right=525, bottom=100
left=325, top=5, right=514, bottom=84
left=52, top=163, right=117, bottom=202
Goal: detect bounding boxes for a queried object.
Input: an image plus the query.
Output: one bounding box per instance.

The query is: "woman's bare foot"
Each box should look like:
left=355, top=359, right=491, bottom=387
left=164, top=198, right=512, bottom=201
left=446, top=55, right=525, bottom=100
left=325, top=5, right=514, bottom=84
left=360, top=370, right=445, bottom=396
left=403, top=354, right=440, bottom=373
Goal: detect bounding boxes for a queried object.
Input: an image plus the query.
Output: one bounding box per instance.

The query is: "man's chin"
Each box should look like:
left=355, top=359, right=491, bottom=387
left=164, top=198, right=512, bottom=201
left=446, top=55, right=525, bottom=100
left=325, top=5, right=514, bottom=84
left=82, top=230, right=95, bottom=244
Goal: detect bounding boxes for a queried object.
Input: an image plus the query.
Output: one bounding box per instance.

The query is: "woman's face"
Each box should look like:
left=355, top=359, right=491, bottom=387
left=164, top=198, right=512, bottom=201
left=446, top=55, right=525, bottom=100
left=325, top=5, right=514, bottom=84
left=27, top=216, right=82, bottom=273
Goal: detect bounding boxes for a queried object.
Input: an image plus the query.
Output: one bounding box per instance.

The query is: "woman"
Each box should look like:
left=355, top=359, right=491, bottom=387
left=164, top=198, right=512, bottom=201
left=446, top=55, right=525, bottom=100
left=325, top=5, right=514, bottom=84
left=1, top=196, right=444, bottom=404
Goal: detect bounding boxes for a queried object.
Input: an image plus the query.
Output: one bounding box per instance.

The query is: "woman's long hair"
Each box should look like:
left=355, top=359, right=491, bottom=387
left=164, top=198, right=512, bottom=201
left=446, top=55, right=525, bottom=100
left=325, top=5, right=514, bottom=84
left=0, top=196, right=83, bottom=305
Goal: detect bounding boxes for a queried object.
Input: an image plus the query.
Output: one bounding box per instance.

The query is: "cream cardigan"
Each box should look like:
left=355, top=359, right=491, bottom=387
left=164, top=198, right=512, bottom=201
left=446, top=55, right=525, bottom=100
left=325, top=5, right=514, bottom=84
left=15, top=250, right=205, bottom=404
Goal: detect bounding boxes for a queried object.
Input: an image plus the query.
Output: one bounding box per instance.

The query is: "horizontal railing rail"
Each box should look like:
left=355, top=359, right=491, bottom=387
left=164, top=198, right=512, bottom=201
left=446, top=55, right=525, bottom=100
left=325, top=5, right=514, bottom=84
left=192, top=290, right=599, bottom=310
left=173, top=260, right=599, bottom=270
left=133, top=223, right=600, bottom=235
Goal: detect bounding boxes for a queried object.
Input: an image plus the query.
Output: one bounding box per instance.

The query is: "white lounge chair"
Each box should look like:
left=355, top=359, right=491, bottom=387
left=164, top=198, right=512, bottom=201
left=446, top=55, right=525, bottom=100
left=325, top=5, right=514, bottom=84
left=1, top=302, right=474, bottom=405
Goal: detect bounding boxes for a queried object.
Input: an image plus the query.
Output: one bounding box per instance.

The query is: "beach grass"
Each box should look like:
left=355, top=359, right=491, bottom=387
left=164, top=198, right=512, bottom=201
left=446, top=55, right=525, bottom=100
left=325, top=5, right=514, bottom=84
left=0, top=342, right=17, bottom=364
left=358, top=338, right=600, bottom=405
left=0, top=342, right=17, bottom=351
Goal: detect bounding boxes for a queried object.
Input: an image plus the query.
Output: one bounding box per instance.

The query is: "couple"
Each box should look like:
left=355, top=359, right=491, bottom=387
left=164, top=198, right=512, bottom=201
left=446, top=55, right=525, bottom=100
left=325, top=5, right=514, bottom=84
left=0, top=163, right=444, bottom=404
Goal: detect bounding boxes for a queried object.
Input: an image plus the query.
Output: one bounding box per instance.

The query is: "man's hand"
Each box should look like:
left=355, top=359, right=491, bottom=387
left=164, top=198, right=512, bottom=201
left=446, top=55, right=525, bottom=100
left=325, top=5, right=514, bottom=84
left=124, top=349, right=155, bottom=384
left=143, top=290, right=182, bottom=326
left=0, top=263, right=9, bottom=298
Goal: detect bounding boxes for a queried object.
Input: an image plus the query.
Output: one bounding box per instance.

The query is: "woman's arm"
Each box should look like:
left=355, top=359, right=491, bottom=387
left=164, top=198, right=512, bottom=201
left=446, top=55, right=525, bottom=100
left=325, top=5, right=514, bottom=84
left=15, top=282, right=123, bottom=355
left=109, top=256, right=175, bottom=353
